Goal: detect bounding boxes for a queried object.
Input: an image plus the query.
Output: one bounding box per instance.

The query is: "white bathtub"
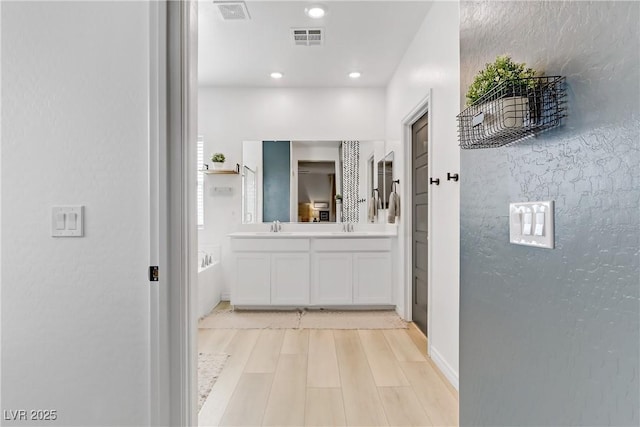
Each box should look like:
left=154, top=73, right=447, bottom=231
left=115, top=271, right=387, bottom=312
left=197, top=246, right=222, bottom=318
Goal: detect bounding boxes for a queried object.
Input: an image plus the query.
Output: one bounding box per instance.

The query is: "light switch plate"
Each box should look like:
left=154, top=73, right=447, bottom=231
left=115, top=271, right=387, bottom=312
left=51, top=206, right=84, bottom=237
left=509, top=201, right=554, bottom=249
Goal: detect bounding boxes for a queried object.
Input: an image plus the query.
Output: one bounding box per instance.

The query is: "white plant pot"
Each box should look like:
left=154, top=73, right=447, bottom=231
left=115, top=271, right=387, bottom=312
left=212, top=162, right=225, bottom=170
left=480, top=96, right=529, bottom=135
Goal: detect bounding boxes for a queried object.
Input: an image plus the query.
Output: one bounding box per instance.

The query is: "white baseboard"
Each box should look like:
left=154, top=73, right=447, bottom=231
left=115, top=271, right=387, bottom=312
left=429, top=345, right=459, bottom=390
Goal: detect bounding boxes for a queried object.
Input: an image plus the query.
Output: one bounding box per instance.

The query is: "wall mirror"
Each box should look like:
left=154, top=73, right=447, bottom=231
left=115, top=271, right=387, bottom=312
left=241, top=140, right=385, bottom=223
left=378, top=151, right=394, bottom=209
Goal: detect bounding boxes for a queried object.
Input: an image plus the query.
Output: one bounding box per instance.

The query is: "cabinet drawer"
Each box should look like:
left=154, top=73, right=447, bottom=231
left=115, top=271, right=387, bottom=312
left=231, top=238, right=310, bottom=252
left=313, top=238, right=390, bottom=252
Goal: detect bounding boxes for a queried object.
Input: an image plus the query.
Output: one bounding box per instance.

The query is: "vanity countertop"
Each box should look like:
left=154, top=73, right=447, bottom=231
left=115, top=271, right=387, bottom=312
left=228, top=231, right=396, bottom=238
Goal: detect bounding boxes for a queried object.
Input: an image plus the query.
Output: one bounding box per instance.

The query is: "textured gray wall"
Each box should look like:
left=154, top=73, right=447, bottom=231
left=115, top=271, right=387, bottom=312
left=459, top=2, right=639, bottom=426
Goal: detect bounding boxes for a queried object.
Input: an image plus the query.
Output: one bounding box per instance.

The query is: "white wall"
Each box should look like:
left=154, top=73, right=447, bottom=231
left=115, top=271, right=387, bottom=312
left=385, top=1, right=461, bottom=388
left=198, top=87, right=386, bottom=297
left=2, top=2, right=151, bottom=425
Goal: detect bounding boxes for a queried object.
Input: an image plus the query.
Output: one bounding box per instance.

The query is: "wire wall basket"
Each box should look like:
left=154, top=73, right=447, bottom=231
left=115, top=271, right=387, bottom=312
left=457, top=76, right=566, bottom=149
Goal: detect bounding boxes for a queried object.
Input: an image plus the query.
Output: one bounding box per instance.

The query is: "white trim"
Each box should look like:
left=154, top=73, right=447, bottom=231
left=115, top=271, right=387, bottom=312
left=430, top=345, right=460, bottom=390
left=165, top=1, right=198, bottom=425
left=401, top=91, right=433, bottom=351
left=148, top=1, right=170, bottom=424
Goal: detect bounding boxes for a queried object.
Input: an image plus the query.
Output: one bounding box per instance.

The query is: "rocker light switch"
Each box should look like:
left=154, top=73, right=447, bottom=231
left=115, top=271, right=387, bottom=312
left=51, top=206, right=84, bottom=237
left=522, top=212, right=533, bottom=236
left=534, top=212, right=545, bottom=236
left=55, top=213, right=66, bottom=230
left=509, top=201, right=554, bottom=249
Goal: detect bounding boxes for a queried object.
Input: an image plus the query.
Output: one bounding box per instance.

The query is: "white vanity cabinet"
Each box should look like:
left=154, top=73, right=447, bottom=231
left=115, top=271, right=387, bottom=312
left=230, top=234, right=394, bottom=308
left=231, top=238, right=310, bottom=306
left=312, top=238, right=392, bottom=306
left=313, top=253, right=353, bottom=304
left=271, top=253, right=310, bottom=305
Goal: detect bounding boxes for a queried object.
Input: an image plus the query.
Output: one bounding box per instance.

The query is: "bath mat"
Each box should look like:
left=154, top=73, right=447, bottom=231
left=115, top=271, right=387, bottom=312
left=198, top=352, right=229, bottom=412
left=198, top=309, right=408, bottom=330
left=299, top=310, right=408, bottom=329
left=198, top=310, right=301, bottom=329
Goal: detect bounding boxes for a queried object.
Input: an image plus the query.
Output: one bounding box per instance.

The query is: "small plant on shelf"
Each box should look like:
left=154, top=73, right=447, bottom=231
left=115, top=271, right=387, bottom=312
left=210, top=153, right=226, bottom=170
left=466, top=55, right=537, bottom=105
left=335, top=194, right=342, bottom=201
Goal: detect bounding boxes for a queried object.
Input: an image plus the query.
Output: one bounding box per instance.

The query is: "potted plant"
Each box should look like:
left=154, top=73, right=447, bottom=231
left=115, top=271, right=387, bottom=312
left=466, top=55, right=538, bottom=135
left=210, top=153, right=226, bottom=170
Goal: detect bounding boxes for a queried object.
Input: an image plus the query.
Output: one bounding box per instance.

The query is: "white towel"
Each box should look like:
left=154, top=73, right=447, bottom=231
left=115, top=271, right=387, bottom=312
left=367, top=195, right=379, bottom=223
left=388, top=192, right=400, bottom=223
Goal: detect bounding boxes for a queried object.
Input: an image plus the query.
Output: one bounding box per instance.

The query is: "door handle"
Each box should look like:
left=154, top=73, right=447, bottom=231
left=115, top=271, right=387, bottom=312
left=429, top=178, right=440, bottom=185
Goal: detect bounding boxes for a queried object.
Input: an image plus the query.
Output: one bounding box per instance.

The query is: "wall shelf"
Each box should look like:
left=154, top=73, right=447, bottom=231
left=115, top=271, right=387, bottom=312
left=457, top=76, right=566, bottom=149
left=200, top=163, right=240, bottom=175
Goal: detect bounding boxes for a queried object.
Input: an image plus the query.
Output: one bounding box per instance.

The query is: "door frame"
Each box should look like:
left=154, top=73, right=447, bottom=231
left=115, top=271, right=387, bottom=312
left=401, top=91, right=433, bottom=352
left=151, top=1, right=198, bottom=425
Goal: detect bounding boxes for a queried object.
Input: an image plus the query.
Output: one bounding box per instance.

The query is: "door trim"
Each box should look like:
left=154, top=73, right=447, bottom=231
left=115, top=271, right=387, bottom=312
left=401, top=91, right=433, bottom=354
left=153, top=1, right=198, bottom=425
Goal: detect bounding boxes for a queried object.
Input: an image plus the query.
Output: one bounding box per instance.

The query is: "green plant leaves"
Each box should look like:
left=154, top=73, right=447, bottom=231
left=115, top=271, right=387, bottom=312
left=466, top=55, right=537, bottom=105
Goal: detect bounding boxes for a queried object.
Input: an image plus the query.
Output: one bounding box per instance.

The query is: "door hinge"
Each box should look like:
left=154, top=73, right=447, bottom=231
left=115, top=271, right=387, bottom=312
left=149, top=266, right=159, bottom=282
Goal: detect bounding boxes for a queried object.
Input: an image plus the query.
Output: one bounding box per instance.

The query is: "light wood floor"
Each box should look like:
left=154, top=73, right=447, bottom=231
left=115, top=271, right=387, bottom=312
left=198, top=319, right=458, bottom=426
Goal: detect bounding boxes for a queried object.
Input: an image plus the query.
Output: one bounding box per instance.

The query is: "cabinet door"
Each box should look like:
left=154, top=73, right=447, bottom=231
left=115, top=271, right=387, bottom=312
left=271, top=253, right=309, bottom=305
left=233, top=253, right=270, bottom=305
left=313, top=253, right=353, bottom=305
left=353, top=252, right=392, bottom=304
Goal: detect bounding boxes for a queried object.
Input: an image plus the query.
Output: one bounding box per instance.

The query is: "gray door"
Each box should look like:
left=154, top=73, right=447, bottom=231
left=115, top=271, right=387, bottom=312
left=412, top=112, right=429, bottom=335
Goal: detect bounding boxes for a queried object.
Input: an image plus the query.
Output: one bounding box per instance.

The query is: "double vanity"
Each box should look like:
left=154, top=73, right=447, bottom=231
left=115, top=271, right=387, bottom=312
left=228, top=227, right=396, bottom=309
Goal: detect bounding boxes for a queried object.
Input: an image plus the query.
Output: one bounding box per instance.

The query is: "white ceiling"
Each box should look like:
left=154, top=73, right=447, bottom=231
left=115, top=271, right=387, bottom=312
left=198, top=1, right=432, bottom=87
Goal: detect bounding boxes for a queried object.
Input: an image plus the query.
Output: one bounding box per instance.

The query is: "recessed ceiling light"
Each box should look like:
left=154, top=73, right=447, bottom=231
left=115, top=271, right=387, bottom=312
left=305, top=5, right=326, bottom=19
left=349, top=71, right=361, bottom=79
left=270, top=72, right=284, bottom=79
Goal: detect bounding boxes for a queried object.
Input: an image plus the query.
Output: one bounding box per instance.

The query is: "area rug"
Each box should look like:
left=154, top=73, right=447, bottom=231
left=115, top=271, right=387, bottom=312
left=198, top=309, right=408, bottom=330
left=198, top=352, right=229, bottom=412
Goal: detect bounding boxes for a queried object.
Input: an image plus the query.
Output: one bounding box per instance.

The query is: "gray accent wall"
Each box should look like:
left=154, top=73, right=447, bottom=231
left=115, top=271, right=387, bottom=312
left=459, top=2, right=639, bottom=426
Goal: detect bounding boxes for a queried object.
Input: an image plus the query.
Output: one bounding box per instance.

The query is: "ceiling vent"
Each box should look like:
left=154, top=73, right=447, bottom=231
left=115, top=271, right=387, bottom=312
left=214, top=1, right=251, bottom=20
left=291, top=28, right=324, bottom=46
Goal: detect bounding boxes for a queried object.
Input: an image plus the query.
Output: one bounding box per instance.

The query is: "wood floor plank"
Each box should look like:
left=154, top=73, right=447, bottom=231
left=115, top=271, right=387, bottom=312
left=307, top=330, right=341, bottom=388
left=378, top=386, right=433, bottom=427
left=281, top=329, right=310, bottom=355
left=305, top=388, right=347, bottom=427
left=219, top=373, right=274, bottom=426
left=262, top=354, right=308, bottom=426
left=244, top=329, right=285, bottom=373
left=334, top=330, right=388, bottom=426
left=358, top=330, right=410, bottom=387
left=399, top=361, right=458, bottom=427
left=198, top=328, right=237, bottom=353
left=198, top=329, right=261, bottom=426
left=382, top=329, right=426, bottom=362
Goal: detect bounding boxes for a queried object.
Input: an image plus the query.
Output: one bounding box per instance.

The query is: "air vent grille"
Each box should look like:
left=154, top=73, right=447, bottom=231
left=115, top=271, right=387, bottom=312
left=291, top=28, right=324, bottom=46
left=214, top=1, right=251, bottom=20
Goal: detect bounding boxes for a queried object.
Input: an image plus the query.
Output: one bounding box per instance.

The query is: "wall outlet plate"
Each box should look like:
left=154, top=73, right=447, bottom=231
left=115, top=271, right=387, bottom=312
left=509, top=201, right=554, bottom=249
